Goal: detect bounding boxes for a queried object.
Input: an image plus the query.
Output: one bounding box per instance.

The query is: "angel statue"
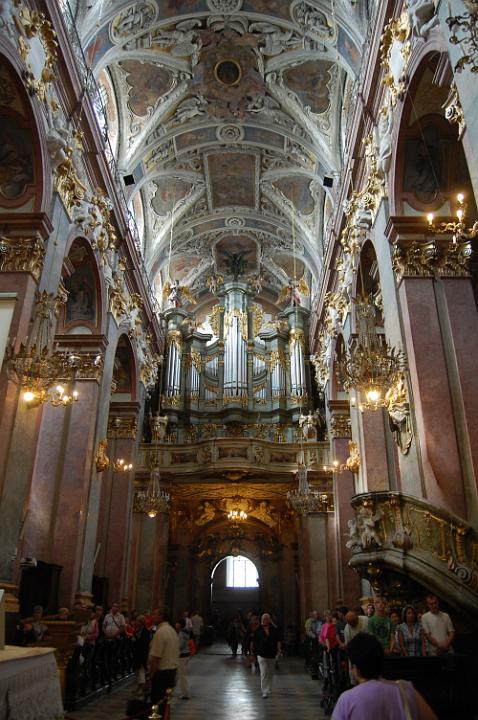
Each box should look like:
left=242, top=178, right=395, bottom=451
left=278, top=276, right=309, bottom=307
left=206, top=273, right=223, bottom=295
left=162, top=279, right=197, bottom=308
left=298, top=409, right=323, bottom=441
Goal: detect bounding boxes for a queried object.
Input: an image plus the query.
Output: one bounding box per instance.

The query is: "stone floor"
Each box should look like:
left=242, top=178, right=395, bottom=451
left=67, top=643, right=327, bottom=720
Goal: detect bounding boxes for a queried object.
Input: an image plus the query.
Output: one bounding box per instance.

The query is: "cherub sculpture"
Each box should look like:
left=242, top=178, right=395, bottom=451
left=162, top=279, right=197, bottom=308
left=278, top=276, right=309, bottom=307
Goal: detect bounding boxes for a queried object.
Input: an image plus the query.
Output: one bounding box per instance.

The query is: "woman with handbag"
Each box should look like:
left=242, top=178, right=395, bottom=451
left=332, top=633, right=437, bottom=720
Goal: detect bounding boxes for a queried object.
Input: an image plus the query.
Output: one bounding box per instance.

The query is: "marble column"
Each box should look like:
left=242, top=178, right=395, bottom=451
left=96, top=410, right=139, bottom=606
left=134, top=510, right=170, bottom=612
left=298, top=512, right=329, bottom=616
left=24, top=376, right=101, bottom=607
left=279, top=539, right=298, bottom=629
left=398, top=275, right=466, bottom=517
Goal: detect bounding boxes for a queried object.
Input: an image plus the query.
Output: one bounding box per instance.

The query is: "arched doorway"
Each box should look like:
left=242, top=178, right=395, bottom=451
left=211, top=555, right=260, bottom=633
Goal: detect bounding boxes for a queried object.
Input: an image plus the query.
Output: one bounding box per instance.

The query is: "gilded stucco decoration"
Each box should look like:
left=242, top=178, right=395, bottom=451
left=379, top=10, right=411, bottom=107
left=0, top=235, right=45, bottom=281
left=385, top=376, right=413, bottom=454
left=329, top=414, right=351, bottom=439
left=392, top=240, right=471, bottom=282
left=17, top=7, right=58, bottom=100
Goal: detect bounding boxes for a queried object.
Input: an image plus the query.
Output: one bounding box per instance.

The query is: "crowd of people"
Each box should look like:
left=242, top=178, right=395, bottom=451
left=16, top=595, right=456, bottom=718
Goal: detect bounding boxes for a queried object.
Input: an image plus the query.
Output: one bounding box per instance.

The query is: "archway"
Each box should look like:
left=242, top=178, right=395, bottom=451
left=211, top=555, right=260, bottom=635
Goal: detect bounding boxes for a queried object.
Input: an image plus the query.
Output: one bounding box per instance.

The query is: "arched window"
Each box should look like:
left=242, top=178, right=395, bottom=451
left=226, top=555, right=258, bottom=588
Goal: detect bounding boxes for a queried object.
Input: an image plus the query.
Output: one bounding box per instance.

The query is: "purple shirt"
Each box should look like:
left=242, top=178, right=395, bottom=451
left=332, top=679, right=417, bottom=720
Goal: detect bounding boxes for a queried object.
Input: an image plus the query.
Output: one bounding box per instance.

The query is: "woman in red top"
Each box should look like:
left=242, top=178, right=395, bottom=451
left=320, top=610, right=338, bottom=651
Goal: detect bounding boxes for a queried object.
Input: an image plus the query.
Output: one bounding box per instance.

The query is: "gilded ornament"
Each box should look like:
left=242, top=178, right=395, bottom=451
left=380, top=10, right=411, bottom=106
left=18, top=8, right=58, bottom=100
left=444, top=81, right=466, bottom=138
left=55, top=148, right=88, bottom=218
left=0, top=235, right=44, bottom=281
left=95, top=439, right=110, bottom=472
left=329, top=414, right=351, bottom=439
left=392, top=241, right=434, bottom=282
left=109, top=274, right=130, bottom=324
left=345, top=440, right=361, bottom=474
left=209, top=304, right=222, bottom=337
left=385, top=376, right=413, bottom=454
left=107, top=416, right=138, bottom=439
left=250, top=303, right=264, bottom=338
left=224, top=308, right=248, bottom=341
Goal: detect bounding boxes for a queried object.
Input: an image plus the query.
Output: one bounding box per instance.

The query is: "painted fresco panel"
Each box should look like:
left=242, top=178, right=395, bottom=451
left=273, top=176, right=315, bottom=215
left=120, top=61, right=174, bottom=116
left=207, top=153, right=256, bottom=208
left=337, top=26, right=361, bottom=73
left=283, top=60, right=334, bottom=115
left=244, top=126, right=285, bottom=150
left=151, top=178, right=193, bottom=215
left=175, top=126, right=217, bottom=152
left=242, top=0, right=291, bottom=20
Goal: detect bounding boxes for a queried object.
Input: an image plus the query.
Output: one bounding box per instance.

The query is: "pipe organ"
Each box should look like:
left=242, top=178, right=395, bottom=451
left=161, top=283, right=312, bottom=433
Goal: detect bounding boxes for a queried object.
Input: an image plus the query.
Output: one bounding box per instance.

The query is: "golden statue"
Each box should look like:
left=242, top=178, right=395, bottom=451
left=95, top=439, right=110, bottom=472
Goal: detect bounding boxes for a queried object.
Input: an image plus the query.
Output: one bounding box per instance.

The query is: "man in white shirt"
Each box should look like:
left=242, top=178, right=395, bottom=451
left=344, top=611, right=369, bottom=645
left=191, top=610, right=204, bottom=647
left=149, top=606, right=180, bottom=716
left=421, top=594, right=454, bottom=656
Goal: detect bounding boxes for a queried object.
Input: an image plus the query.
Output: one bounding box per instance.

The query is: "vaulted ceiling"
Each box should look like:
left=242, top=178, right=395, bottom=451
left=78, top=0, right=368, bottom=314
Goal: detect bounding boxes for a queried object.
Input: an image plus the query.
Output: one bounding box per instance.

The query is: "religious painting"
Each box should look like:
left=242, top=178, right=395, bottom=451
left=403, top=124, right=447, bottom=205
left=0, top=115, right=34, bottom=201
left=120, top=61, right=174, bottom=116
left=207, top=152, right=257, bottom=208
left=283, top=60, right=334, bottom=115
left=337, top=26, right=361, bottom=73
left=218, top=446, right=248, bottom=459
left=214, top=235, right=258, bottom=276
left=270, top=450, right=296, bottom=463
left=151, top=178, right=193, bottom=215
left=272, top=176, right=315, bottom=215
left=113, top=337, right=134, bottom=392
left=64, top=245, right=97, bottom=325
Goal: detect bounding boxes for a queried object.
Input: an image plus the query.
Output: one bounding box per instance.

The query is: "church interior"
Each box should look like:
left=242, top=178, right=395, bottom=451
left=1, top=0, right=478, bottom=717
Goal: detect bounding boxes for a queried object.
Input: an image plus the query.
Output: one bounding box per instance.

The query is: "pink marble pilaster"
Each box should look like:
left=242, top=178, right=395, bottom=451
left=399, top=278, right=465, bottom=517
left=332, top=438, right=362, bottom=607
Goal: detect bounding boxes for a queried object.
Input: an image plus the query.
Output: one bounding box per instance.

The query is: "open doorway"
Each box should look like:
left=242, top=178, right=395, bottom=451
left=210, top=555, right=260, bottom=636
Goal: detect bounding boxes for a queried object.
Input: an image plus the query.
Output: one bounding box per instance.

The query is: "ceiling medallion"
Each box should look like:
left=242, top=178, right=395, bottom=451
left=206, top=0, right=243, bottom=13
left=214, top=58, right=242, bottom=87
left=226, top=217, right=245, bottom=228
left=216, top=124, right=245, bottom=143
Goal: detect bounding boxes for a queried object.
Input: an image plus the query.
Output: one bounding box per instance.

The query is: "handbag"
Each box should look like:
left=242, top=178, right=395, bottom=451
left=396, top=680, right=413, bottom=720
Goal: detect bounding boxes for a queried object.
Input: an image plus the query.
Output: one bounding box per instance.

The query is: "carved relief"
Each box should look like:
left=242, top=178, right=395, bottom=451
left=0, top=235, right=44, bottom=281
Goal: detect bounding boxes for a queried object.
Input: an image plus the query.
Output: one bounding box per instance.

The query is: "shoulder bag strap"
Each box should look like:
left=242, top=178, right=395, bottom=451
left=396, top=680, right=413, bottom=720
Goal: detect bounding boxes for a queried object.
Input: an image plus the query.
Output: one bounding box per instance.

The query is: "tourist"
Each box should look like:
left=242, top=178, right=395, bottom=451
left=389, top=608, right=402, bottom=655
left=191, top=609, right=204, bottom=649
left=368, top=597, right=391, bottom=652
left=148, top=605, right=180, bottom=717
left=344, top=611, right=369, bottom=644
left=103, top=601, right=126, bottom=639
left=332, top=633, right=437, bottom=719
left=21, top=605, right=49, bottom=643
left=421, top=595, right=454, bottom=656
left=251, top=612, right=282, bottom=698
left=227, top=613, right=245, bottom=657
left=176, top=617, right=191, bottom=699
left=398, top=605, right=425, bottom=657
left=132, top=615, right=151, bottom=696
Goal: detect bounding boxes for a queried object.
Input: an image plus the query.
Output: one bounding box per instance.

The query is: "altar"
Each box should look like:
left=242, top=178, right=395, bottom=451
left=0, top=645, right=64, bottom=720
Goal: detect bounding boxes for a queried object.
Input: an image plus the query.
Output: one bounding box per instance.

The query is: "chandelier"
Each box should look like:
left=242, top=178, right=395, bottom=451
left=336, top=295, right=405, bottom=411
left=5, top=290, right=81, bottom=407
left=227, top=495, right=247, bottom=522
left=136, top=467, right=170, bottom=519
left=287, top=459, right=328, bottom=515
left=446, top=2, right=478, bottom=74
left=427, top=192, right=478, bottom=241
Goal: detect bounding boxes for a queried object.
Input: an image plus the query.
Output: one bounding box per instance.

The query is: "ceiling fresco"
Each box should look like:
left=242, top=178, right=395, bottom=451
left=77, top=0, right=367, bottom=314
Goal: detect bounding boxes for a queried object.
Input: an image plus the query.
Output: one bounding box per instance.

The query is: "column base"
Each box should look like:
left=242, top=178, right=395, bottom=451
left=73, top=590, right=94, bottom=608
left=0, top=581, right=20, bottom=613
